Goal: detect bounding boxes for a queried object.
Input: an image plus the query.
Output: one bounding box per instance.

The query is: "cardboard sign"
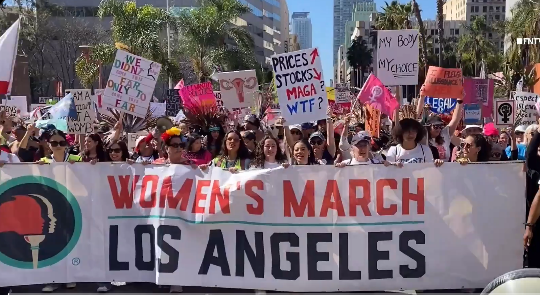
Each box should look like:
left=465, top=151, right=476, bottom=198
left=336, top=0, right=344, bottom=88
left=271, top=47, right=328, bottom=125
left=38, top=97, right=61, bottom=104
left=464, top=104, right=482, bottom=125
left=214, top=91, right=224, bottom=108
left=463, top=78, right=494, bottom=118
left=65, top=89, right=96, bottom=134
left=7, top=96, right=28, bottom=116
left=149, top=102, right=166, bottom=118
left=495, top=100, right=515, bottom=127
left=376, top=29, right=419, bottom=85
left=335, top=83, right=350, bottom=104
left=424, top=97, right=457, bottom=114
left=421, top=67, right=463, bottom=99
left=0, top=105, right=17, bottom=117
left=102, top=50, right=162, bottom=117
left=511, top=91, right=539, bottom=126
left=365, top=104, right=381, bottom=138
left=216, top=70, right=258, bottom=109
left=165, top=89, right=181, bottom=117
left=127, top=132, right=147, bottom=150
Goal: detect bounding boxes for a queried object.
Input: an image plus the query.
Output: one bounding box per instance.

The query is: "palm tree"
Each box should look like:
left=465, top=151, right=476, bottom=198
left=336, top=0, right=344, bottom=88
left=436, top=0, right=444, bottom=66
left=457, top=16, right=496, bottom=77
left=176, top=0, right=256, bottom=83
left=505, top=0, right=540, bottom=67
left=411, top=0, right=428, bottom=76
left=376, top=1, right=413, bottom=30
left=347, top=36, right=373, bottom=88
left=75, top=0, right=181, bottom=88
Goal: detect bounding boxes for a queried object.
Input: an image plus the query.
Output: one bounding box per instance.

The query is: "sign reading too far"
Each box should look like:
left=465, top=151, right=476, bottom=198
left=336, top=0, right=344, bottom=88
left=376, top=29, right=419, bottom=85
left=65, top=89, right=96, bottom=134
left=271, top=48, right=328, bottom=125
left=103, top=50, right=162, bottom=118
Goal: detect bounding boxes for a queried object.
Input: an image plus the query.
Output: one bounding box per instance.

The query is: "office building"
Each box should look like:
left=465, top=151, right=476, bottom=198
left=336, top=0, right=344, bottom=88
left=443, top=0, right=506, bottom=51
left=291, top=12, right=312, bottom=49
left=410, top=19, right=467, bottom=55
left=504, top=0, right=518, bottom=52
left=287, top=34, right=301, bottom=52
left=333, top=0, right=374, bottom=66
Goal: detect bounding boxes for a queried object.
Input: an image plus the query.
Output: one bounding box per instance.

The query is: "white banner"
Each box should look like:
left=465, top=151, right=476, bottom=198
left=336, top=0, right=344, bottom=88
left=376, top=30, right=419, bottom=86
left=0, top=163, right=525, bottom=291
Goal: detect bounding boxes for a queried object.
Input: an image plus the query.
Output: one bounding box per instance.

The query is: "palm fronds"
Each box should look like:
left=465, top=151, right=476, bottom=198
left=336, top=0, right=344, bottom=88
left=99, top=108, right=157, bottom=133
left=182, top=101, right=227, bottom=133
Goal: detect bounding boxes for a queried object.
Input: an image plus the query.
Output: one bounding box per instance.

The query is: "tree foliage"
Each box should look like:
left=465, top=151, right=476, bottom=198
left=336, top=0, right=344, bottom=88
left=347, top=36, right=372, bottom=87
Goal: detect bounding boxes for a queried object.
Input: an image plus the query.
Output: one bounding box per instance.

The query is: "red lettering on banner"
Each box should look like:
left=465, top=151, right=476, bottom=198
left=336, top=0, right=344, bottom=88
left=376, top=179, right=398, bottom=216
left=284, top=180, right=315, bottom=217
left=209, top=181, right=233, bottom=214
left=349, top=179, right=372, bottom=216
left=192, top=180, right=211, bottom=214
left=159, top=176, right=193, bottom=210
left=139, top=175, right=159, bottom=208
left=320, top=180, right=345, bottom=217
left=107, top=175, right=140, bottom=209
left=402, top=178, right=425, bottom=215
left=245, top=180, right=264, bottom=215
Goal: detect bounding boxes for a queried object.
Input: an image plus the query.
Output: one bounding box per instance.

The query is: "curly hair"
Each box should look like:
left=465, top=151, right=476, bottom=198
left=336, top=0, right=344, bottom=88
left=292, top=139, right=317, bottom=165
left=252, top=136, right=287, bottom=168
left=392, top=118, right=426, bottom=145
left=217, top=130, right=250, bottom=161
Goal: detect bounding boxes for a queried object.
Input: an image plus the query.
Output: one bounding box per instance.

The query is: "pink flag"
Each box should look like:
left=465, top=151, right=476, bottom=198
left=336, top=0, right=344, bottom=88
left=0, top=19, right=20, bottom=95
left=357, top=74, right=399, bottom=117
left=174, top=79, right=184, bottom=90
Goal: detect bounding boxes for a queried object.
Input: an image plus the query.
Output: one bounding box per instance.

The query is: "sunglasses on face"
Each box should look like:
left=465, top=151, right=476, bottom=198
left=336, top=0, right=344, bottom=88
left=431, top=125, right=444, bottom=130
left=310, top=139, right=324, bottom=146
left=50, top=141, right=67, bottom=147
left=168, top=143, right=185, bottom=149
left=460, top=142, right=472, bottom=149
left=109, top=148, right=122, bottom=153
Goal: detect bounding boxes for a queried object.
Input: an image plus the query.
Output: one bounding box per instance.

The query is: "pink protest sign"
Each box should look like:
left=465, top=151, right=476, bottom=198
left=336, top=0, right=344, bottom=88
left=179, top=82, right=216, bottom=108
left=357, top=74, right=399, bottom=117
left=463, top=78, right=494, bottom=118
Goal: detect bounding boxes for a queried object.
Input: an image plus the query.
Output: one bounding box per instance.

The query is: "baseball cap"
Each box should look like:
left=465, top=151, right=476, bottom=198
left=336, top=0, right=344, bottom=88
left=301, top=122, right=314, bottom=130
left=309, top=131, right=325, bottom=141
left=483, top=123, right=499, bottom=136
left=426, top=116, right=444, bottom=125
left=515, top=125, right=527, bottom=133
left=351, top=131, right=372, bottom=146
left=289, top=124, right=301, bottom=132
left=243, top=114, right=260, bottom=127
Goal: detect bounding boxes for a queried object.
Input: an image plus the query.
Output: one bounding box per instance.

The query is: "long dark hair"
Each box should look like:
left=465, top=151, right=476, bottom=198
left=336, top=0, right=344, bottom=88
left=107, top=140, right=130, bottom=161
left=186, top=133, right=206, bottom=154
left=207, top=125, right=225, bottom=155
left=218, top=130, right=250, bottom=160
left=468, top=134, right=491, bottom=162
left=292, top=139, right=317, bottom=165
left=85, top=133, right=107, bottom=161
left=252, top=136, right=287, bottom=168
left=426, top=125, right=445, bottom=145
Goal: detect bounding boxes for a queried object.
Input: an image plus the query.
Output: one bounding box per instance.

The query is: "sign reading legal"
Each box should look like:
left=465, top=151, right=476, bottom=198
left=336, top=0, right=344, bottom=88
left=271, top=48, right=328, bottom=124
left=377, top=29, right=419, bottom=86
left=103, top=50, right=162, bottom=118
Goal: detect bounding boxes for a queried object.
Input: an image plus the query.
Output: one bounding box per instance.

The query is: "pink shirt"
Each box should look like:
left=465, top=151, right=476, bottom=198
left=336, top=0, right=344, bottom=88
left=183, top=150, right=212, bottom=166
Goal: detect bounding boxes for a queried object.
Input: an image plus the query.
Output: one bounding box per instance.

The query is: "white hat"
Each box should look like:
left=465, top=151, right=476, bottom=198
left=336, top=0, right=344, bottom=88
left=351, top=131, right=371, bottom=146
left=515, top=125, right=527, bottom=133
left=289, top=124, right=301, bottom=131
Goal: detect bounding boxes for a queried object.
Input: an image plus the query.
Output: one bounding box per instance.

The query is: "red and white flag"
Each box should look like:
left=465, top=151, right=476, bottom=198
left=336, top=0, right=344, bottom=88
left=0, top=19, right=20, bottom=95
left=357, top=74, right=399, bottom=118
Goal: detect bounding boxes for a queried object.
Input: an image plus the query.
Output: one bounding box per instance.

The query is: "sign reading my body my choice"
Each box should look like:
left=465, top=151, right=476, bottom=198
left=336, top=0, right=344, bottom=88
left=103, top=50, right=162, bottom=118
left=377, top=29, right=419, bottom=86
left=271, top=48, right=328, bottom=125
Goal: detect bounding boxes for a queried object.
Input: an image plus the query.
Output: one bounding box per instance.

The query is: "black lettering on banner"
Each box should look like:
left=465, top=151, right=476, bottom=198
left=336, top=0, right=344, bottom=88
left=270, top=233, right=300, bottom=280
left=275, top=69, right=314, bottom=88
left=307, top=233, right=332, bottom=280
left=399, top=230, right=426, bottom=278
left=199, top=229, right=231, bottom=276
left=368, top=231, right=393, bottom=280
left=339, top=233, right=361, bottom=280
left=235, top=230, right=265, bottom=278
left=109, top=225, right=129, bottom=271
left=271, top=53, right=309, bottom=73
left=135, top=225, right=155, bottom=271
left=157, top=225, right=181, bottom=273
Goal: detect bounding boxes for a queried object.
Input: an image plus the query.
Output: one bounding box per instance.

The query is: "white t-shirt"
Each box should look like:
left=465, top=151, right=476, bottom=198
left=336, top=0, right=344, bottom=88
left=429, top=126, right=451, bottom=161
left=0, top=152, right=20, bottom=163
left=386, top=144, right=433, bottom=164
left=263, top=161, right=281, bottom=169
left=340, top=153, right=385, bottom=165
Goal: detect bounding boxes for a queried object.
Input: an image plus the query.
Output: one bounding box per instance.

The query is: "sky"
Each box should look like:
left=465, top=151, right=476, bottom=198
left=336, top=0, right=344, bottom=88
left=286, top=0, right=437, bottom=84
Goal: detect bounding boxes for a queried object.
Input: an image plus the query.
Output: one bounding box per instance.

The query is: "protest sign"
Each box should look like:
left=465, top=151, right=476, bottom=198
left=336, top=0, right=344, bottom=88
left=165, top=89, right=181, bottom=117
left=127, top=132, right=147, bottom=150
left=511, top=91, right=539, bottom=126
left=214, top=91, right=224, bottom=108
left=0, top=163, right=524, bottom=291
left=179, top=82, right=216, bottom=107
left=365, top=104, right=381, bottom=138
left=335, top=83, right=350, bottom=104
left=424, top=97, right=457, bottom=114
left=65, top=89, right=96, bottom=134
left=38, top=97, right=61, bottom=104
left=464, top=104, right=482, bottom=125
left=421, top=67, right=463, bottom=99
left=216, top=70, right=258, bottom=109
left=271, top=48, right=328, bottom=125
left=149, top=102, right=166, bottom=118
left=495, top=100, right=516, bottom=127
left=376, top=29, right=419, bottom=85
left=93, top=89, right=104, bottom=109
left=7, top=96, right=28, bottom=116
left=357, top=74, right=399, bottom=117
left=102, top=50, right=162, bottom=117
left=463, top=78, right=494, bottom=118
left=0, top=105, right=17, bottom=117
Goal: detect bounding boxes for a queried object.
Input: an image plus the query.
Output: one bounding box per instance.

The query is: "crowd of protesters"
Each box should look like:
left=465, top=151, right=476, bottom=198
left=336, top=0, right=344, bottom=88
left=0, top=92, right=538, bottom=294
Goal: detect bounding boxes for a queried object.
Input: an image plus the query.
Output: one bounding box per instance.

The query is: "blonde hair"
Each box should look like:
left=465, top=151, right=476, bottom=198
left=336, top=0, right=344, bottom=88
left=525, top=124, right=538, bottom=146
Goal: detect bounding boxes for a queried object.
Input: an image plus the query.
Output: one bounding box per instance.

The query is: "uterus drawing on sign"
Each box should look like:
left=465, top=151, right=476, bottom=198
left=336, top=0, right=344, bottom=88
left=367, top=85, right=383, bottom=111
left=220, top=77, right=258, bottom=103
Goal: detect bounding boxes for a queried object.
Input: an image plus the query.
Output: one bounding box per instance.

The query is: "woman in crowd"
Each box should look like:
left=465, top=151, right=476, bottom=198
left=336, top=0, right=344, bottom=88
left=308, top=117, right=336, bottom=165
left=386, top=118, right=434, bottom=164
left=153, top=127, right=194, bottom=166
left=183, top=133, right=212, bottom=165
left=206, top=125, right=224, bottom=157
left=132, top=134, right=159, bottom=163
left=83, top=133, right=107, bottom=163
left=209, top=130, right=251, bottom=172
left=336, top=131, right=389, bottom=167
left=38, top=130, right=82, bottom=164
left=454, top=134, right=491, bottom=164
left=241, top=130, right=257, bottom=158
left=291, top=139, right=318, bottom=165
left=251, top=136, right=288, bottom=169
left=512, top=125, right=528, bottom=160
left=106, top=141, right=130, bottom=162
left=499, top=130, right=511, bottom=147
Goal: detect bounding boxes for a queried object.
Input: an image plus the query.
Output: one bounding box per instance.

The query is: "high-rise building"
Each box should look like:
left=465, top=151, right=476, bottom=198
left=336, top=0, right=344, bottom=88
left=443, top=0, right=506, bottom=51
left=291, top=12, right=312, bottom=49
left=333, top=0, right=374, bottom=66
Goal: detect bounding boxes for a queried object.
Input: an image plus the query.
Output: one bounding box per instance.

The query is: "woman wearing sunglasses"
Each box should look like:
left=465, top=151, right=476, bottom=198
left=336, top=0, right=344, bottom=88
left=201, top=130, right=251, bottom=173
left=153, top=127, right=195, bottom=166
left=37, top=129, right=81, bottom=164
left=106, top=141, right=130, bottom=162
left=454, top=134, right=491, bottom=164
